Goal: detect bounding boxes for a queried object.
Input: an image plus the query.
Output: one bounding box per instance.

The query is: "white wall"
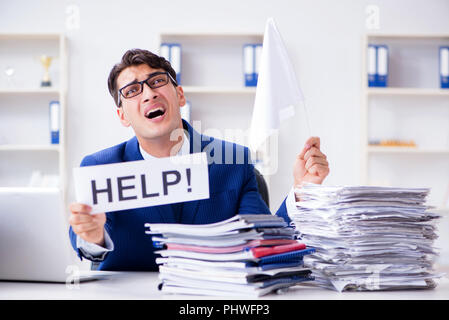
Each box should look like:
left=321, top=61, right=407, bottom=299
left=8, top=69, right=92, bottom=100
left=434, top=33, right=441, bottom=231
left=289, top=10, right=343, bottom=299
left=1, top=0, right=449, bottom=260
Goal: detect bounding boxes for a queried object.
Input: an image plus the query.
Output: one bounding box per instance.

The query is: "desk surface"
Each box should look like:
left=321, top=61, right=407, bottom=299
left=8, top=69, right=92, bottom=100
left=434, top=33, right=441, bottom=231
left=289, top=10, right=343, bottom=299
left=1, top=269, right=449, bottom=300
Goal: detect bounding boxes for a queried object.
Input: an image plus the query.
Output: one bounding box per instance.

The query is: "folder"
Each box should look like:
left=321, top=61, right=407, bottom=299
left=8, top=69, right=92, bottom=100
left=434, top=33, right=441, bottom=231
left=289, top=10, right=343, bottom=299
left=156, top=256, right=305, bottom=271
left=155, top=246, right=314, bottom=263
left=440, top=46, right=449, bottom=89
left=257, top=248, right=315, bottom=265
left=246, top=269, right=312, bottom=283
left=146, top=214, right=287, bottom=237
left=254, top=43, right=263, bottom=85
left=170, top=44, right=182, bottom=85
left=367, top=44, right=377, bottom=87
left=159, top=43, right=182, bottom=85
left=243, top=44, right=256, bottom=86
left=159, top=264, right=312, bottom=286
left=49, top=100, right=59, bottom=144
left=376, top=45, right=389, bottom=87
left=159, top=43, right=170, bottom=61
left=158, top=276, right=309, bottom=297
left=250, top=242, right=306, bottom=258
left=164, top=239, right=301, bottom=254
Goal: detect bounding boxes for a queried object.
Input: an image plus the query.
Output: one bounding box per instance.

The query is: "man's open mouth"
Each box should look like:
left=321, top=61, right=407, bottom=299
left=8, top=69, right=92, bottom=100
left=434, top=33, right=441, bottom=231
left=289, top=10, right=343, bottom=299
left=145, top=107, right=166, bottom=119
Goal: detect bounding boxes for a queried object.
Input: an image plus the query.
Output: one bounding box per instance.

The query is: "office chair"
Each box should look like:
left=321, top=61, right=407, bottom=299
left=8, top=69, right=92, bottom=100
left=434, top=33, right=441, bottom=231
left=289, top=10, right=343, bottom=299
left=253, top=167, right=269, bottom=208
left=91, top=168, right=270, bottom=270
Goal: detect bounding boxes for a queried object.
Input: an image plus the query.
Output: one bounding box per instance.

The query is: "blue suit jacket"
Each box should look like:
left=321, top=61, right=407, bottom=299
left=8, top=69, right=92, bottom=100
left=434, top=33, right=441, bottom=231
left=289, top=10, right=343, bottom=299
left=69, top=120, right=291, bottom=271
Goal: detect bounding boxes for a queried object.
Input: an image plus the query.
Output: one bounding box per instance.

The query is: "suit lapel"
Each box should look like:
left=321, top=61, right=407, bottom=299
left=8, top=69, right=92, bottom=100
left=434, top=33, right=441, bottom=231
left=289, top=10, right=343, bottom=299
left=179, top=120, right=212, bottom=223
left=123, top=136, right=143, bottom=162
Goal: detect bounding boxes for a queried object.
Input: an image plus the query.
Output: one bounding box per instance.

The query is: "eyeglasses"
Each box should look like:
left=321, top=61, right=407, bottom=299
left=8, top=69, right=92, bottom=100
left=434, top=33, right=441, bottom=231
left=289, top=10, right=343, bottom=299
left=117, top=71, right=177, bottom=106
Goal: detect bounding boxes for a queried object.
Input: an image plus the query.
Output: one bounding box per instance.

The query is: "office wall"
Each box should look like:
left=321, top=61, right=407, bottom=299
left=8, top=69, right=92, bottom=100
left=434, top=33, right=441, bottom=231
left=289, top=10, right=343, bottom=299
left=1, top=0, right=449, bottom=262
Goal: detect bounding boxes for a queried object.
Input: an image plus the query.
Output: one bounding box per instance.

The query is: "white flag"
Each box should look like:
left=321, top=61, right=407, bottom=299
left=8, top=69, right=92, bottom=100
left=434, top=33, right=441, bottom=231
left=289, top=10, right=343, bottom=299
left=249, top=17, right=304, bottom=151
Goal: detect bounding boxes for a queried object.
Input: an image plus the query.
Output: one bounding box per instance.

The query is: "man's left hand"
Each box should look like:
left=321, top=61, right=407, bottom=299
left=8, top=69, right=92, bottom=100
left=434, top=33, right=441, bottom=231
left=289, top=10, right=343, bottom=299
left=293, top=136, right=329, bottom=187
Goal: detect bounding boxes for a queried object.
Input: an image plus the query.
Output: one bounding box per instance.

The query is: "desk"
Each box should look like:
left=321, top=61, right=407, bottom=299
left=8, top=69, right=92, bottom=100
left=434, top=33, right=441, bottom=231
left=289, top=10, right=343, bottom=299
left=1, top=269, right=449, bottom=300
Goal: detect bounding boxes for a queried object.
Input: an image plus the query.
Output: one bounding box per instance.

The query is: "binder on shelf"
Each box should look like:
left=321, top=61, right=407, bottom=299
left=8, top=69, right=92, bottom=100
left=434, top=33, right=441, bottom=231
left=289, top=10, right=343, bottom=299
left=159, top=43, right=182, bottom=85
left=49, top=100, right=59, bottom=144
left=367, top=44, right=377, bottom=87
left=171, top=44, right=181, bottom=85
left=180, top=100, right=191, bottom=123
left=243, top=44, right=255, bottom=86
left=376, top=45, right=389, bottom=87
left=243, top=44, right=262, bottom=87
left=367, top=44, right=389, bottom=87
left=160, top=43, right=170, bottom=61
left=440, top=46, right=449, bottom=89
left=254, top=44, right=263, bottom=86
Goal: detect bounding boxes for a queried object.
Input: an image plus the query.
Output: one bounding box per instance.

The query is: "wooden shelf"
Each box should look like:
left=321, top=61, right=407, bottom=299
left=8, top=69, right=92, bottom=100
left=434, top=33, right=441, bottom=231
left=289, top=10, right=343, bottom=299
left=0, top=88, right=60, bottom=95
left=365, top=33, right=449, bottom=40
left=0, top=33, right=62, bottom=40
left=367, top=146, right=449, bottom=154
left=160, top=32, right=263, bottom=39
left=366, top=87, right=449, bottom=96
left=182, top=86, right=256, bottom=94
left=0, top=144, right=60, bottom=152
left=0, top=186, right=60, bottom=193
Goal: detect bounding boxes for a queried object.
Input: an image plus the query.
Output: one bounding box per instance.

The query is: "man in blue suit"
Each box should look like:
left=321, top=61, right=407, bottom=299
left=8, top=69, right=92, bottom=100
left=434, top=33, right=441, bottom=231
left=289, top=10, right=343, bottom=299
left=68, top=49, right=329, bottom=271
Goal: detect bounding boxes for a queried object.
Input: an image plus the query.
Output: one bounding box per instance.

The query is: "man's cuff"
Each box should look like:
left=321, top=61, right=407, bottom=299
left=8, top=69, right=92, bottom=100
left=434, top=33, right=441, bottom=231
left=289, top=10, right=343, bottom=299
left=76, top=229, right=114, bottom=261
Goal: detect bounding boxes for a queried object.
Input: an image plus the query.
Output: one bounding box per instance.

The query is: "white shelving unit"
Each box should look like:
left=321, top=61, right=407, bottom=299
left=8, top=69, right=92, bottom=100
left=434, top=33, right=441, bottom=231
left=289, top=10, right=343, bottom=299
left=361, top=33, right=449, bottom=210
left=0, top=33, right=67, bottom=206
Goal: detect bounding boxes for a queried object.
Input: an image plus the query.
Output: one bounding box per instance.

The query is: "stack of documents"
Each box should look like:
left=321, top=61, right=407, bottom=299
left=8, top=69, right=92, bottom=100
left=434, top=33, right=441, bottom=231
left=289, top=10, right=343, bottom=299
left=145, top=214, right=315, bottom=297
left=288, top=184, right=442, bottom=292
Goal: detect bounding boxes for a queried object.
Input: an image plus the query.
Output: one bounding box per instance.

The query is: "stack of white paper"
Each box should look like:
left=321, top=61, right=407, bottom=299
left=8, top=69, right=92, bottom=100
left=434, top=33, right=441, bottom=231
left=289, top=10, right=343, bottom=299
left=289, top=184, right=443, bottom=292
left=145, top=214, right=315, bottom=297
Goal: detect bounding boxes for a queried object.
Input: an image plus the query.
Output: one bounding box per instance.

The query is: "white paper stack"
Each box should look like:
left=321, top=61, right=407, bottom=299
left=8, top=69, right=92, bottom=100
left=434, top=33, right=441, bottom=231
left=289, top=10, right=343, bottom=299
left=288, top=183, right=443, bottom=292
left=145, top=214, right=315, bottom=297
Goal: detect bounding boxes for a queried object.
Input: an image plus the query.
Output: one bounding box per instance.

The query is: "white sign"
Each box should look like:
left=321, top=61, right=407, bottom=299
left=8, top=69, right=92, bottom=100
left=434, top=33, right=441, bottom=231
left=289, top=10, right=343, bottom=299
left=73, top=152, right=209, bottom=214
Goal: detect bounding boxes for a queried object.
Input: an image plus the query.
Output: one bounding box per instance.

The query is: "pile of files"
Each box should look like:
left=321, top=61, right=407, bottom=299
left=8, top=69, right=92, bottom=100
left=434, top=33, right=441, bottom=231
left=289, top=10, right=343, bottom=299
left=145, top=214, right=315, bottom=297
left=289, top=183, right=442, bottom=292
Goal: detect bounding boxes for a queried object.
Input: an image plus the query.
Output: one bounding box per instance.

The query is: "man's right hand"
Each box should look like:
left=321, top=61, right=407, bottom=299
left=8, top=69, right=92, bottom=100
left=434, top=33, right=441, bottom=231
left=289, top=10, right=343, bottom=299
left=69, top=203, right=106, bottom=247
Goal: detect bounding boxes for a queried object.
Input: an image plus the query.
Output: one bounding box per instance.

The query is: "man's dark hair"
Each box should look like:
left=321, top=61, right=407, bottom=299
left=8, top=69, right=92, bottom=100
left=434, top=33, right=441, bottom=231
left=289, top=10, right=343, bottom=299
left=108, top=48, right=177, bottom=107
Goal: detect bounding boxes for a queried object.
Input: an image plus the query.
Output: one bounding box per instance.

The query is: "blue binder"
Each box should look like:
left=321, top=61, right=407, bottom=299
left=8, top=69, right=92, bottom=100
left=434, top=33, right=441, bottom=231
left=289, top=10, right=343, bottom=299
left=367, top=44, right=377, bottom=87
left=254, top=43, right=263, bottom=86
left=159, top=43, right=170, bottom=61
left=257, top=248, right=315, bottom=265
left=243, top=44, right=256, bottom=86
left=247, top=269, right=312, bottom=283
left=367, top=44, right=389, bottom=87
left=160, top=43, right=182, bottom=85
left=49, top=100, right=59, bottom=144
left=440, top=46, right=449, bottom=89
left=376, top=45, right=389, bottom=87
